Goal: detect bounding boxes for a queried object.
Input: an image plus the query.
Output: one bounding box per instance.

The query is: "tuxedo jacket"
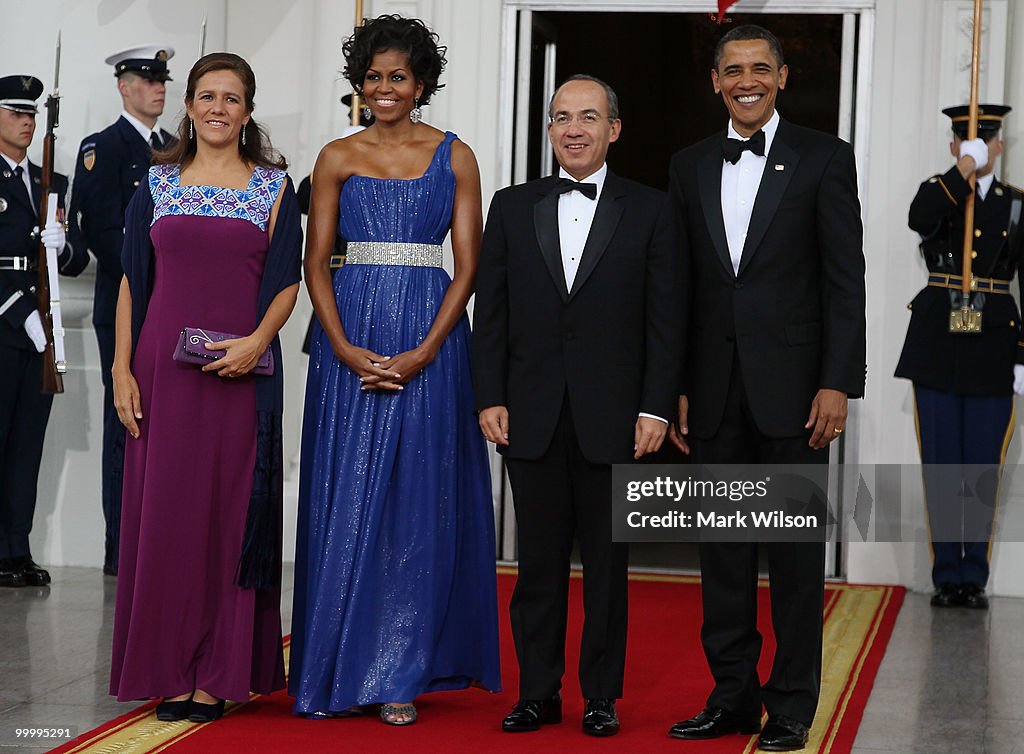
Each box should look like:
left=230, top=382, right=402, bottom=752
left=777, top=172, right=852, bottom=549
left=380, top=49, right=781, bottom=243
left=70, top=115, right=176, bottom=326
left=472, top=171, right=681, bottom=464
left=668, top=119, right=866, bottom=439
left=895, top=166, right=1024, bottom=396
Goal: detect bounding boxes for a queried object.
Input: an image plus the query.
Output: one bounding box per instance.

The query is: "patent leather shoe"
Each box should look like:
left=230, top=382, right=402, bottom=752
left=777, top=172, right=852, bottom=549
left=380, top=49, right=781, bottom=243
left=582, top=698, right=619, bottom=737
left=501, top=694, right=561, bottom=732
left=187, top=698, right=225, bottom=723
left=930, top=582, right=963, bottom=608
left=155, top=694, right=193, bottom=721
left=0, top=559, right=25, bottom=588
left=669, top=706, right=762, bottom=739
left=961, top=583, right=989, bottom=610
left=758, top=715, right=809, bottom=751
left=15, top=558, right=50, bottom=586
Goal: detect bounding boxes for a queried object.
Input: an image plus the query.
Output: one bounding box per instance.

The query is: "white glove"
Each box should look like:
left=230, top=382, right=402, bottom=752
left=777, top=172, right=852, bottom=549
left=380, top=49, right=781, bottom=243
left=23, top=310, right=46, bottom=353
left=1014, top=365, right=1024, bottom=396
left=39, top=220, right=66, bottom=250
left=959, top=138, right=988, bottom=173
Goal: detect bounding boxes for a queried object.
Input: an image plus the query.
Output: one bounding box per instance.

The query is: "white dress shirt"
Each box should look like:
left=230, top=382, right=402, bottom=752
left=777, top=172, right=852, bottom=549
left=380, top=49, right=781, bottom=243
left=557, top=163, right=606, bottom=291
left=721, top=110, right=781, bottom=274
left=556, top=164, right=666, bottom=427
left=121, top=110, right=164, bottom=147
left=977, top=172, right=994, bottom=201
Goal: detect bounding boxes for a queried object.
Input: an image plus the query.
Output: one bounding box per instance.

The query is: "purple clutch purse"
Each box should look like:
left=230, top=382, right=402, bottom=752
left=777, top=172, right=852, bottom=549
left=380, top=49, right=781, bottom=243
left=173, top=327, right=274, bottom=376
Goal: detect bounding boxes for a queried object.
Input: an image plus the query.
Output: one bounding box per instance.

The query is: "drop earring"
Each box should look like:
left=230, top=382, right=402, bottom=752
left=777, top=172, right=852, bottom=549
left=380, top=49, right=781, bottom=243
left=241, top=123, right=247, bottom=147
left=189, top=119, right=194, bottom=140
left=362, top=105, right=372, bottom=122
left=409, top=97, right=422, bottom=124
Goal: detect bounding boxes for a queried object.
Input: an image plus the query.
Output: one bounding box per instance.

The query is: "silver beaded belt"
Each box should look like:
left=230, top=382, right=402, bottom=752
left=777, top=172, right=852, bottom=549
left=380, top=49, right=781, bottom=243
left=344, top=241, right=443, bottom=268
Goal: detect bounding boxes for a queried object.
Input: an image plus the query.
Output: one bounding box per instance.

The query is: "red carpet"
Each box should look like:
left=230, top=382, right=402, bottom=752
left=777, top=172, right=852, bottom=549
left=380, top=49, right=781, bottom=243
left=52, top=569, right=903, bottom=754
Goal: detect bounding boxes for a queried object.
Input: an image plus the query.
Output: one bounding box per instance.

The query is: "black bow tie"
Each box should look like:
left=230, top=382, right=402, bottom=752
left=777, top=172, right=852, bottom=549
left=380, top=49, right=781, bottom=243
left=552, top=177, right=597, bottom=200
left=722, top=130, right=766, bottom=164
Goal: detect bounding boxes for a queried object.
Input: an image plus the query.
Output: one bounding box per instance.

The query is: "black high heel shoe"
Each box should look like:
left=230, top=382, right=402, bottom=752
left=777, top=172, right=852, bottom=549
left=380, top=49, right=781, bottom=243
left=187, top=698, right=225, bottom=723
left=155, top=693, right=194, bottom=722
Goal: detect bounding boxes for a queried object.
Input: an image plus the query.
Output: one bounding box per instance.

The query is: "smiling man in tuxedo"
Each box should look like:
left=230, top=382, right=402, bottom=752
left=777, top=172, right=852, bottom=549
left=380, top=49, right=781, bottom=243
left=666, top=25, right=865, bottom=752
left=473, top=74, right=679, bottom=738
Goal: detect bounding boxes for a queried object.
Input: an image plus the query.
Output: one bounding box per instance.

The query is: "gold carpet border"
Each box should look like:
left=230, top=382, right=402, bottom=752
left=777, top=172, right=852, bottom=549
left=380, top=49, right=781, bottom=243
left=67, top=577, right=893, bottom=754
left=65, top=641, right=292, bottom=754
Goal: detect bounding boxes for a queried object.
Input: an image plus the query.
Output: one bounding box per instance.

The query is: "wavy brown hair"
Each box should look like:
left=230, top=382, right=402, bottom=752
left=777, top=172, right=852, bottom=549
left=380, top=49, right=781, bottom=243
left=154, top=52, right=286, bottom=170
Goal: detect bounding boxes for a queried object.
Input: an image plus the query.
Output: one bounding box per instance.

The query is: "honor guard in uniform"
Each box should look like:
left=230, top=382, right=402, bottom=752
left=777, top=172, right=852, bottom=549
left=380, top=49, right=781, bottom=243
left=0, top=75, right=87, bottom=587
left=896, top=104, right=1024, bottom=610
left=69, top=46, right=175, bottom=576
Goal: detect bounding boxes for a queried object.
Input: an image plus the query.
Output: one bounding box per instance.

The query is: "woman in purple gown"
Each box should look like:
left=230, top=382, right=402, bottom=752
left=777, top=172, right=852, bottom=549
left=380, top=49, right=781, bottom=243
left=110, top=53, right=302, bottom=723
left=289, top=16, right=501, bottom=725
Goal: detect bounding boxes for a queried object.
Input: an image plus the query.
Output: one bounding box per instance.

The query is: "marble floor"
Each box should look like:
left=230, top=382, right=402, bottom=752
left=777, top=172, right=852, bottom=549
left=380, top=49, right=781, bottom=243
left=1, top=565, right=1021, bottom=753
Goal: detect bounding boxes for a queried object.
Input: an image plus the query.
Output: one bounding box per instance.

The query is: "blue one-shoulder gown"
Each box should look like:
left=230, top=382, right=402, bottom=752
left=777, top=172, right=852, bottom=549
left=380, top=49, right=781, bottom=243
left=290, top=132, right=501, bottom=713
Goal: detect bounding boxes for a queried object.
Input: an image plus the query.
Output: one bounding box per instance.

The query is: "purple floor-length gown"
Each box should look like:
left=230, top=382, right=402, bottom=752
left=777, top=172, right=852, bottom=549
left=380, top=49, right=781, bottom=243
left=111, top=165, right=287, bottom=702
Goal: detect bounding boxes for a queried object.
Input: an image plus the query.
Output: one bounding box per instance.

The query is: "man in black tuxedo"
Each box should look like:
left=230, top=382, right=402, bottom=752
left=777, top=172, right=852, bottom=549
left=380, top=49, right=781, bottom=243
left=472, top=74, right=679, bottom=738
left=666, top=26, right=865, bottom=752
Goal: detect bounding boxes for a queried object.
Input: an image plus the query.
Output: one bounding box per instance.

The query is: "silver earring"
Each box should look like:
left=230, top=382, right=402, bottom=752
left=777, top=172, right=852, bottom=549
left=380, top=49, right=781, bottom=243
left=241, top=123, right=247, bottom=147
left=362, top=105, right=372, bottom=121
left=189, top=119, right=194, bottom=139
left=409, top=98, right=422, bottom=124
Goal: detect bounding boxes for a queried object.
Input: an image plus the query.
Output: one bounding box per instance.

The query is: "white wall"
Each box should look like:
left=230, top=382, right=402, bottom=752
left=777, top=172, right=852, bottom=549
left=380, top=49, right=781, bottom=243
left=7, top=0, right=1024, bottom=595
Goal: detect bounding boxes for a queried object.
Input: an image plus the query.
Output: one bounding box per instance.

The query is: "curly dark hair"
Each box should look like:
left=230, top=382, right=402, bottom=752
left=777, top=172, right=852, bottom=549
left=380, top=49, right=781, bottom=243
left=155, top=52, right=287, bottom=170
left=342, top=15, right=447, bottom=106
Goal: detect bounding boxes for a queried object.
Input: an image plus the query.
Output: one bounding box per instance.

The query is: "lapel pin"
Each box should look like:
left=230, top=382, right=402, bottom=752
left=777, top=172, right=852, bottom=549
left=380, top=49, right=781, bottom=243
left=774, top=164, right=785, bottom=171
left=2, top=170, right=10, bottom=178
left=995, top=186, right=1004, bottom=196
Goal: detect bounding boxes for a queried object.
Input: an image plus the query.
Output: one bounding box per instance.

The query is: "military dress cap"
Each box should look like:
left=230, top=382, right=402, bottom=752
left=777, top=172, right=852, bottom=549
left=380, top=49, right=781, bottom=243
left=942, top=103, right=1012, bottom=139
left=104, top=45, right=175, bottom=82
left=0, top=75, right=43, bottom=114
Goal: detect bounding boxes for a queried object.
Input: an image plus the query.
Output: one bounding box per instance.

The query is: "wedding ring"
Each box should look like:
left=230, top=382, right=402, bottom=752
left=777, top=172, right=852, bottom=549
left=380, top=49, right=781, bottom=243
left=833, top=427, right=843, bottom=434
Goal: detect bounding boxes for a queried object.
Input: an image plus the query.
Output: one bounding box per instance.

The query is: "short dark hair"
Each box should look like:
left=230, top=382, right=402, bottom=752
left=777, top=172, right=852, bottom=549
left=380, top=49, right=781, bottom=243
left=714, top=24, right=785, bottom=70
left=548, top=74, right=620, bottom=120
left=343, top=15, right=447, bottom=106
left=156, top=52, right=286, bottom=170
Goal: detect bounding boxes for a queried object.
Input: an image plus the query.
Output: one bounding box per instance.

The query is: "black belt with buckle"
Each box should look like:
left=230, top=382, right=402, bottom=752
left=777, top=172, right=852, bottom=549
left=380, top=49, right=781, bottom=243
left=927, top=273, right=1011, bottom=294
left=0, top=256, right=35, bottom=271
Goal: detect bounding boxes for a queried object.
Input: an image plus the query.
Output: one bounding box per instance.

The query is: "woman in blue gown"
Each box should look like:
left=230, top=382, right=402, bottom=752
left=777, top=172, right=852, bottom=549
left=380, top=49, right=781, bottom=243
left=289, top=15, right=501, bottom=725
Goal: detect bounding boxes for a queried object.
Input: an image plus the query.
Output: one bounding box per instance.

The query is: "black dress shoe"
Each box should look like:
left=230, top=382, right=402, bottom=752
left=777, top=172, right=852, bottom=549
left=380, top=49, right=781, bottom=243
left=669, top=706, right=762, bottom=739
left=501, top=694, right=561, bottom=732
left=103, top=565, right=118, bottom=577
left=155, top=695, right=193, bottom=721
left=582, top=698, right=619, bottom=737
left=961, top=583, right=989, bottom=610
left=758, top=715, right=809, bottom=751
left=15, top=558, right=51, bottom=587
left=188, top=698, right=225, bottom=723
left=930, top=582, right=963, bottom=608
left=0, top=559, right=26, bottom=588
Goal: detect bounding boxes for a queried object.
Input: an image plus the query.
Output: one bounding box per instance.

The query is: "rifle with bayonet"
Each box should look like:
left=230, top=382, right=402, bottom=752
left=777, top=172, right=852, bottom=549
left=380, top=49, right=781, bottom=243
left=36, top=31, right=64, bottom=393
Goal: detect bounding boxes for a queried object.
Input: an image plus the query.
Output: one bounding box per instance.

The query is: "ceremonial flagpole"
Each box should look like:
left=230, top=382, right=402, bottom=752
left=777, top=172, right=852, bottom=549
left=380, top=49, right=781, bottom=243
left=953, top=0, right=985, bottom=333
left=351, top=0, right=364, bottom=126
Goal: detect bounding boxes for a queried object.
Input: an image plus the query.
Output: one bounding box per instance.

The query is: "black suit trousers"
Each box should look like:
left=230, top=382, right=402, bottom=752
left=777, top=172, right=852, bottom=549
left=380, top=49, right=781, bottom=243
left=692, top=361, right=826, bottom=726
left=505, top=395, right=628, bottom=700
left=0, top=345, right=54, bottom=559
